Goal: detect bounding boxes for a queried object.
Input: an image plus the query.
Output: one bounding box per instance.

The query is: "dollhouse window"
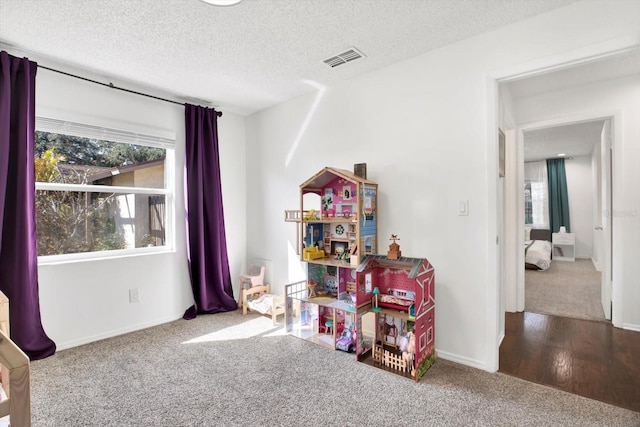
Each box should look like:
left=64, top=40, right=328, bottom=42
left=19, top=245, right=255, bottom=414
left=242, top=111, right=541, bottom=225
left=343, top=185, right=352, bottom=200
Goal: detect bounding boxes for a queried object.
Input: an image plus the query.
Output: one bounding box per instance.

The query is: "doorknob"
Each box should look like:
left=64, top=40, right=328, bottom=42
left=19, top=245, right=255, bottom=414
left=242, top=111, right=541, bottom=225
left=595, top=225, right=603, bottom=230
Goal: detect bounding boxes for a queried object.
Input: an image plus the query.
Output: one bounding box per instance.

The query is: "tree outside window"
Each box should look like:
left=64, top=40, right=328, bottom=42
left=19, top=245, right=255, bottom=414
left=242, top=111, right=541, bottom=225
left=35, top=131, right=167, bottom=257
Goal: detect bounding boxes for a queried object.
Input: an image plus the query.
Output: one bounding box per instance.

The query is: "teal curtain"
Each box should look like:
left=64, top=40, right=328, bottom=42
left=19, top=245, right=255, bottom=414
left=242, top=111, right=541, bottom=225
left=547, top=159, right=570, bottom=233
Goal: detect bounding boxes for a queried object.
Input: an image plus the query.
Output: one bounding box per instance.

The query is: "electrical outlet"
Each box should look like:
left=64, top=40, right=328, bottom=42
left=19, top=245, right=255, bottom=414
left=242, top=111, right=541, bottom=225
left=129, top=288, right=140, bottom=303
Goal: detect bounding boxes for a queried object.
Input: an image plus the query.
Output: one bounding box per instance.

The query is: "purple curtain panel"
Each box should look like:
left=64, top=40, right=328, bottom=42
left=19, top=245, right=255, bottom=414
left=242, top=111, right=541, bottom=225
left=183, top=104, right=236, bottom=319
left=0, top=51, right=56, bottom=360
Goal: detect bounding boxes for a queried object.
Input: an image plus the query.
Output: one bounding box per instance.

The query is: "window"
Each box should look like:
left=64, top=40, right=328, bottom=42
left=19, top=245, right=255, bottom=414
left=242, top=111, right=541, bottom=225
left=34, top=118, right=174, bottom=260
left=524, top=182, right=533, bottom=224
left=524, top=161, right=549, bottom=229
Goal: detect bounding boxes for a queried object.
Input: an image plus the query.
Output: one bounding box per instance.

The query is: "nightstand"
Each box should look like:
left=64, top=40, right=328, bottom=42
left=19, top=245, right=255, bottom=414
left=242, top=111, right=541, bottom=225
left=552, top=232, right=575, bottom=261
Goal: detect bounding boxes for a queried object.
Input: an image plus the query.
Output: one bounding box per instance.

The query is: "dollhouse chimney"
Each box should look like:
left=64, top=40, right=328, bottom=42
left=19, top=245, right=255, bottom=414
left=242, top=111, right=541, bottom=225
left=387, top=234, right=401, bottom=260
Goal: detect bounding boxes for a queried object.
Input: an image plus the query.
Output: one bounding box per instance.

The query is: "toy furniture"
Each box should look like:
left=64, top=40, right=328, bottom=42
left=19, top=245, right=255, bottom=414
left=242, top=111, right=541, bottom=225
left=238, top=265, right=265, bottom=308
left=306, top=281, right=318, bottom=298
left=324, top=319, right=334, bottom=335
left=242, top=284, right=285, bottom=325
left=303, top=246, right=325, bottom=261
left=0, top=291, right=31, bottom=426
left=378, top=288, right=415, bottom=312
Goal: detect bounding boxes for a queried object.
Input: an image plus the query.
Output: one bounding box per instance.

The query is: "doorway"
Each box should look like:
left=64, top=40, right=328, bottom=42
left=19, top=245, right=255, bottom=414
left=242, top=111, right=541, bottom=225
left=516, top=118, right=612, bottom=323
left=494, top=47, right=639, bottom=403
left=497, top=46, right=637, bottom=321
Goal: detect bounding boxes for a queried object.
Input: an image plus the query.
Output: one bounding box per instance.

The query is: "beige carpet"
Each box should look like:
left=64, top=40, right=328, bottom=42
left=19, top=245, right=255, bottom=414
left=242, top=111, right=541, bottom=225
left=525, top=258, right=605, bottom=321
left=29, top=310, right=639, bottom=426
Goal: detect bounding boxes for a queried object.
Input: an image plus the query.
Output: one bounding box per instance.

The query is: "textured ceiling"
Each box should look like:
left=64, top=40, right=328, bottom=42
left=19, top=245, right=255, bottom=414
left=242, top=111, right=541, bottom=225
left=0, top=0, right=575, bottom=116
left=523, top=120, right=605, bottom=162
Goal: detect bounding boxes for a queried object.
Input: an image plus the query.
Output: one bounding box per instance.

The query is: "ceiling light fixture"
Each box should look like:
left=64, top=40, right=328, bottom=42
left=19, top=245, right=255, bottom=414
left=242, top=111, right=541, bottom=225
left=557, top=153, right=566, bottom=157
left=200, top=0, right=243, bottom=6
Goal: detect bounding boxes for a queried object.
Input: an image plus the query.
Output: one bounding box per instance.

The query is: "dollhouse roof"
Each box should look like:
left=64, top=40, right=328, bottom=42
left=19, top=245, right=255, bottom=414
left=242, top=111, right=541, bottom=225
left=357, top=255, right=429, bottom=279
left=299, top=166, right=376, bottom=190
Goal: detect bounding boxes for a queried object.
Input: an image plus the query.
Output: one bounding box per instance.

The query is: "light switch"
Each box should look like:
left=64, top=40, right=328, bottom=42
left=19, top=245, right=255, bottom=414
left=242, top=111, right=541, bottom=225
left=458, top=200, right=469, bottom=216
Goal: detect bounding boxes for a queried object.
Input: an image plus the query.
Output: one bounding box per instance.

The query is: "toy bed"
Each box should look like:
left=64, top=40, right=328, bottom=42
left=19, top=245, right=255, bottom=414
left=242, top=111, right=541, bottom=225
left=525, top=228, right=552, bottom=271
left=379, top=289, right=415, bottom=312
left=242, top=284, right=285, bottom=325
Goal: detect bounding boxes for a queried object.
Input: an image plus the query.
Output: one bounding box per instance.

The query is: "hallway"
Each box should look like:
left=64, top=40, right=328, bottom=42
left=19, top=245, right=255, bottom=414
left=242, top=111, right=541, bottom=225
left=499, top=311, right=640, bottom=412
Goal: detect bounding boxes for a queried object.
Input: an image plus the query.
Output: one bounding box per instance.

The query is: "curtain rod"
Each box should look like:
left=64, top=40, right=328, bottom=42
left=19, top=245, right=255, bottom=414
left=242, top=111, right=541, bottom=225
left=38, top=65, right=223, bottom=117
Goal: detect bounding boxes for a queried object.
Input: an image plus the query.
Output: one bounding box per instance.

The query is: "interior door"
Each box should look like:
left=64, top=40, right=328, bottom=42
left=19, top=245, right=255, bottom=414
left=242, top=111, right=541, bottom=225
left=600, top=119, right=612, bottom=320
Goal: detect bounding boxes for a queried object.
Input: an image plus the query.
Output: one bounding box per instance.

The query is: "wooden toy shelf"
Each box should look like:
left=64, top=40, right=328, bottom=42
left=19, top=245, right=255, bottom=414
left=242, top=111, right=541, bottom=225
left=302, top=257, right=354, bottom=268
left=306, top=217, right=358, bottom=223
left=285, top=210, right=359, bottom=224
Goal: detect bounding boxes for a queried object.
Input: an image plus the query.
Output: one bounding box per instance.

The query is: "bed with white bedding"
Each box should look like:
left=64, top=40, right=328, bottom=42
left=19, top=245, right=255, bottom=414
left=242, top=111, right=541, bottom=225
left=524, top=228, right=552, bottom=271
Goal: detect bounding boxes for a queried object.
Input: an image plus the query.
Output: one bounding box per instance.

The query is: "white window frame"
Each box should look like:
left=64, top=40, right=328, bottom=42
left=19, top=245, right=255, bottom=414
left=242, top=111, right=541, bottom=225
left=35, top=117, right=176, bottom=264
left=524, top=161, right=550, bottom=230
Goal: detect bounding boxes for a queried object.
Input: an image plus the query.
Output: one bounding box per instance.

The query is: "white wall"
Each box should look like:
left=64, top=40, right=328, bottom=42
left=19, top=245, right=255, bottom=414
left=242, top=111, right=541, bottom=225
left=32, top=65, right=247, bottom=350
left=245, top=0, right=640, bottom=370
left=514, top=75, right=640, bottom=330
left=8, top=0, right=637, bottom=364
left=499, top=85, right=517, bottom=131
left=565, top=155, right=594, bottom=259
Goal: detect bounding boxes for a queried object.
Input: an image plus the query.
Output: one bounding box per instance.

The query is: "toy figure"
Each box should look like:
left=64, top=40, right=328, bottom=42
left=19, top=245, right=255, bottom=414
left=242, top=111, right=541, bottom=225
left=402, top=331, right=416, bottom=376
left=324, top=275, right=338, bottom=295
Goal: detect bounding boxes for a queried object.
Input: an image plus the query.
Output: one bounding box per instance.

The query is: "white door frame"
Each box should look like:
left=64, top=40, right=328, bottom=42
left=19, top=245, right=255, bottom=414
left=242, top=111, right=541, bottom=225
left=487, top=42, right=636, bottom=372
left=511, top=114, right=617, bottom=317
left=503, top=129, right=519, bottom=312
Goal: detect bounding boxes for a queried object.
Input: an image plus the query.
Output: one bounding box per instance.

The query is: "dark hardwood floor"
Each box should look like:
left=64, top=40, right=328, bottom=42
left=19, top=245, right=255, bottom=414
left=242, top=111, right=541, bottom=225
left=499, top=311, right=640, bottom=413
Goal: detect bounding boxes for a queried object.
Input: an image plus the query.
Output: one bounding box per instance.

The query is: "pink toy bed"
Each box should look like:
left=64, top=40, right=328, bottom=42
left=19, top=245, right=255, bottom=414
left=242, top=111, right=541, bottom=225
left=379, top=289, right=415, bottom=312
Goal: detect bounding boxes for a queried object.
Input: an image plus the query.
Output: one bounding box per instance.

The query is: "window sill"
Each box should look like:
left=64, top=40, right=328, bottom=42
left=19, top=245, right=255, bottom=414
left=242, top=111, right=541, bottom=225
left=37, top=246, right=176, bottom=266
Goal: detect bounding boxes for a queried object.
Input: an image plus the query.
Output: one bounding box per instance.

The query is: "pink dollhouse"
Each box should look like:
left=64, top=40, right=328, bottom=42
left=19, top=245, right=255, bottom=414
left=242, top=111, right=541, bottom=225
left=284, top=167, right=378, bottom=354
left=283, top=166, right=435, bottom=381
left=355, top=254, right=436, bottom=381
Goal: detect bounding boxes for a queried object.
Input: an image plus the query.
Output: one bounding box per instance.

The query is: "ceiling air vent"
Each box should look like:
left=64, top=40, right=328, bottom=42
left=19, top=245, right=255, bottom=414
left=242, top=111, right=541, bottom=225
left=323, top=47, right=365, bottom=68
